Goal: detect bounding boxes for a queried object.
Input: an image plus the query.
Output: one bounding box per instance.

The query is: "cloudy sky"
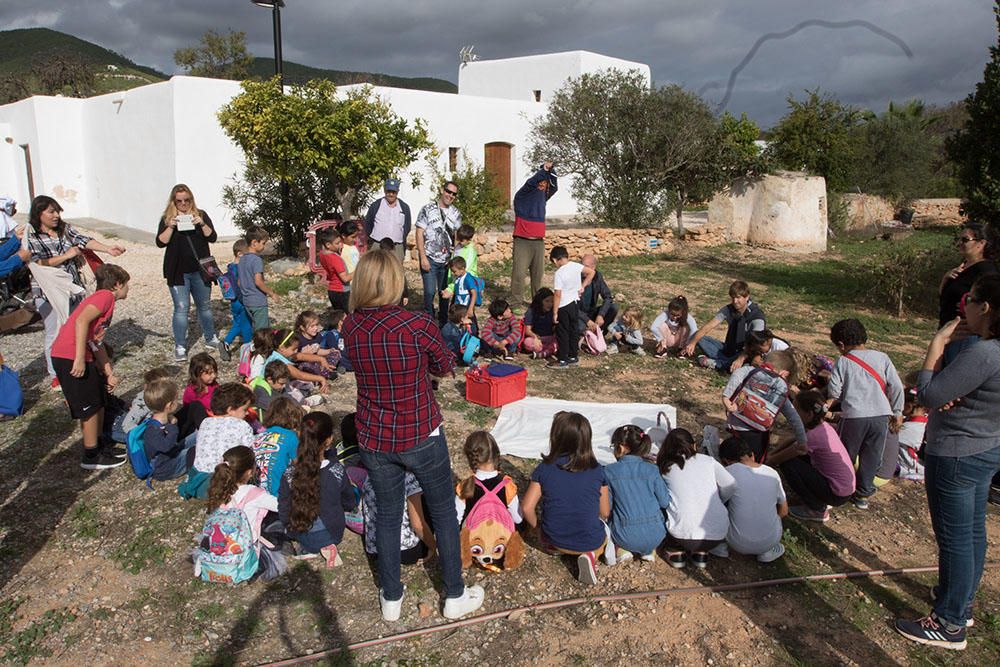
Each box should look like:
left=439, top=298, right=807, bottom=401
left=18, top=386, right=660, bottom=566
left=6, top=0, right=996, bottom=126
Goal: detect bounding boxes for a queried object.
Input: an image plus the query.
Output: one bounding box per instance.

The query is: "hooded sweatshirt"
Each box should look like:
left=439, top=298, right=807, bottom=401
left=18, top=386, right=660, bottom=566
left=513, top=167, right=557, bottom=239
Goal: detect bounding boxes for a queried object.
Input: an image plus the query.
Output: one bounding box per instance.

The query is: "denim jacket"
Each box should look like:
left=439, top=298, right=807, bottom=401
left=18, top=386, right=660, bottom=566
left=604, top=455, right=671, bottom=554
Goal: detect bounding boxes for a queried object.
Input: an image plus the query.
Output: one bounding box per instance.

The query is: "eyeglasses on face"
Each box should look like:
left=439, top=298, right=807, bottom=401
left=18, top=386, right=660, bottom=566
left=175, top=197, right=192, bottom=204
left=957, top=236, right=979, bottom=244
left=443, top=189, right=458, bottom=196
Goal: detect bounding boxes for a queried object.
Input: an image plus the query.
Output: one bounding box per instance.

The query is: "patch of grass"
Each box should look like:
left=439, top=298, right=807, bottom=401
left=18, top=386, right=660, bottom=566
left=71, top=502, right=100, bottom=539
left=193, top=602, right=225, bottom=623
left=111, top=521, right=173, bottom=574
left=0, top=597, right=76, bottom=665
left=270, top=276, right=303, bottom=296
left=462, top=403, right=496, bottom=429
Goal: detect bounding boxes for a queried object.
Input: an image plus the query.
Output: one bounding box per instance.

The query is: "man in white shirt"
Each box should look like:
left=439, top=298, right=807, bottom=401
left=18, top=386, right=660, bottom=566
left=364, top=179, right=412, bottom=264
left=547, top=245, right=594, bottom=369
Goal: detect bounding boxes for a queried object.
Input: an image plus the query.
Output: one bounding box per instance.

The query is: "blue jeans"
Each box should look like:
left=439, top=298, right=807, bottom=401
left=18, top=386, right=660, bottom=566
left=168, top=271, right=215, bottom=348
left=697, top=336, right=738, bottom=370
left=224, top=300, right=253, bottom=345
left=925, top=445, right=1000, bottom=627
left=420, top=260, right=450, bottom=326
left=359, top=431, right=464, bottom=601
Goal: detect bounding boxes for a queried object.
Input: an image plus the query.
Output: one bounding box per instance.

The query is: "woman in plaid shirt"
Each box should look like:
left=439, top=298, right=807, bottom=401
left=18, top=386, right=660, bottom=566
left=27, top=196, right=125, bottom=387
left=343, top=250, right=485, bottom=622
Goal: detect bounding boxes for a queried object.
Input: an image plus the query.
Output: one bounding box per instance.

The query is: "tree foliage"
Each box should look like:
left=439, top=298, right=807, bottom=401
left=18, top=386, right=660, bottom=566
left=527, top=70, right=765, bottom=231
left=31, top=53, right=95, bottom=97
left=427, top=153, right=507, bottom=230
left=947, top=1, right=1000, bottom=223
left=174, top=30, right=253, bottom=80
left=850, top=101, right=939, bottom=204
left=217, top=77, right=433, bottom=246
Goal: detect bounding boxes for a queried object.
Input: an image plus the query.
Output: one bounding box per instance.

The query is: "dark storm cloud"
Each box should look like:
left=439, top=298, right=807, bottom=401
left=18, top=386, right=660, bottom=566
left=6, top=0, right=996, bottom=126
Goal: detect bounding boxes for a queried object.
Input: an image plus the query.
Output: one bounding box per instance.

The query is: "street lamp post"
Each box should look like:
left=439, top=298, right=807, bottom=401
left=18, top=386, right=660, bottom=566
left=251, top=0, right=292, bottom=255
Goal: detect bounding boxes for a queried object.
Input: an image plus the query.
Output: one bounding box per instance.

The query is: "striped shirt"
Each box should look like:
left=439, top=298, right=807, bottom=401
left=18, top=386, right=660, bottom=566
left=27, top=224, right=92, bottom=298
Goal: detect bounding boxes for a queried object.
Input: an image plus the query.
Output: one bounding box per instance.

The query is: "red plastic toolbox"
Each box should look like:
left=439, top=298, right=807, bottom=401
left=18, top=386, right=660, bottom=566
left=465, top=366, right=527, bottom=408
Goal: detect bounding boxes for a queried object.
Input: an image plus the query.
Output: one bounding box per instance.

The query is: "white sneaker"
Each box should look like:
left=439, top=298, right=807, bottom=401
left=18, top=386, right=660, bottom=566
left=633, top=347, right=646, bottom=356
left=302, top=394, right=327, bottom=407
left=607, top=343, right=619, bottom=355
left=640, top=552, right=656, bottom=562
left=615, top=547, right=634, bottom=564
left=379, top=588, right=405, bottom=622
left=204, top=337, right=222, bottom=349
left=174, top=345, right=187, bottom=362
left=709, top=543, right=730, bottom=558
left=442, top=585, right=485, bottom=619
left=757, top=543, right=785, bottom=563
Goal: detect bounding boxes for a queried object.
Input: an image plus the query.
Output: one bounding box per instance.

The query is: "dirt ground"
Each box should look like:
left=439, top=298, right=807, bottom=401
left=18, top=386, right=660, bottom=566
left=1, top=229, right=998, bottom=666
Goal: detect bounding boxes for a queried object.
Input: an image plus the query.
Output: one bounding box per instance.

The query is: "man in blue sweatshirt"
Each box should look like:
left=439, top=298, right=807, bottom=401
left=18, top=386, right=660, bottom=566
left=511, top=162, right=557, bottom=304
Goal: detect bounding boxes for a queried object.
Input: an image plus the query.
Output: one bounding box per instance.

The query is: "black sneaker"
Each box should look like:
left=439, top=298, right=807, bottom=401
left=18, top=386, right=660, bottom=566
left=930, top=586, right=974, bottom=627
left=218, top=341, right=232, bottom=362
left=989, top=484, right=1000, bottom=506
left=567, top=357, right=579, bottom=365
left=894, top=613, right=967, bottom=650
left=81, top=450, right=127, bottom=470
left=545, top=360, right=569, bottom=370
left=851, top=494, right=870, bottom=510
left=667, top=552, right=686, bottom=569
left=691, top=552, right=709, bottom=569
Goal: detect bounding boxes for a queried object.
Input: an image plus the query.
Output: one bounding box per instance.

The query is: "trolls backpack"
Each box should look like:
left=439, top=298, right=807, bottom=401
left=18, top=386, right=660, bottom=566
left=460, top=332, right=480, bottom=365
left=126, top=419, right=156, bottom=488
left=194, top=489, right=263, bottom=584
left=728, top=366, right=788, bottom=431
left=237, top=343, right=254, bottom=381
left=217, top=263, right=240, bottom=301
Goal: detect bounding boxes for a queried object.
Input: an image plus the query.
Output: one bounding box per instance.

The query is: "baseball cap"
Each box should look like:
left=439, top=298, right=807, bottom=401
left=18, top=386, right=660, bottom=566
left=384, top=178, right=400, bottom=192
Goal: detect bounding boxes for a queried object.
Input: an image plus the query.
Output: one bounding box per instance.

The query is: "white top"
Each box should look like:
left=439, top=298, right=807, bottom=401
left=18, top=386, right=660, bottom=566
left=194, top=416, right=255, bottom=472
left=725, top=463, right=785, bottom=554
left=372, top=198, right=406, bottom=243
left=553, top=261, right=584, bottom=307
left=230, top=484, right=279, bottom=542
left=649, top=312, right=698, bottom=342
left=662, top=453, right=736, bottom=541
left=454, top=469, right=523, bottom=524
left=341, top=244, right=360, bottom=272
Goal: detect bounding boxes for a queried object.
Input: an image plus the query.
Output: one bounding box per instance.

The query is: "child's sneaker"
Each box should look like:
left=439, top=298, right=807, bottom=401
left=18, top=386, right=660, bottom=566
left=690, top=552, right=709, bottom=569
left=789, top=505, right=830, bottom=522
left=894, top=613, right=967, bottom=650
left=696, top=354, right=716, bottom=369
left=379, top=587, right=405, bottom=622
left=930, top=586, right=974, bottom=627
left=633, top=347, right=646, bottom=356
left=615, top=547, right=634, bottom=564
left=653, top=350, right=669, bottom=359
left=567, top=357, right=579, bottom=365
left=851, top=494, right=870, bottom=510
left=320, top=545, right=342, bottom=568
left=666, top=551, right=686, bottom=569
left=709, top=543, right=730, bottom=558
left=607, top=343, right=619, bottom=355
left=80, top=449, right=127, bottom=470
left=545, top=360, right=569, bottom=370
left=442, top=584, right=485, bottom=619
left=49, top=377, right=61, bottom=391
left=757, top=543, right=785, bottom=563
left=577, top=552, right=598, bottom=585
left=640, top=552, right=656, bottom=562
left=218, top=341, right=232, bottom=362
left=174, top=345, right=187, bottom=362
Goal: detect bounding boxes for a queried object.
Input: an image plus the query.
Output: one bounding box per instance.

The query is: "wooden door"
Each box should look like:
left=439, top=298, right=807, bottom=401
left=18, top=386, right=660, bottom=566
left=484, top=142, right=512, bottom=207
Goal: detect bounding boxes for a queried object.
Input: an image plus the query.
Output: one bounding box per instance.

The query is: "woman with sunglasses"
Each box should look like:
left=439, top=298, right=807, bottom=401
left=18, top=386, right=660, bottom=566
left=938, top=223, right=998, bottom=364
left=156, top=184, right=220, bottom=362
left=894, top=274, right=1000, bottom=650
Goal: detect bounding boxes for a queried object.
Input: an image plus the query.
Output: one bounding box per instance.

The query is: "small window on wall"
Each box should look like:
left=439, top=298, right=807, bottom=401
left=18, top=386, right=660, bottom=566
left=448, top=147, right=459, bottom=172
left=533, top=90, right=542, bottom=102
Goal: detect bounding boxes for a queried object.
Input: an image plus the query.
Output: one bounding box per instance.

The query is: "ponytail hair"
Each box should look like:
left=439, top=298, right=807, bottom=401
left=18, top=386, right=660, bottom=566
left=206, top=446, right=255, bottom=512
left=666, top=295, right=689, bottom=322
left=793, top=389, right=828, bottom=430
left=458, top=431, right=501, bottom=500
left=611, top=424, right=652, bottom=458
left=288, top=411, right=334, bottom=533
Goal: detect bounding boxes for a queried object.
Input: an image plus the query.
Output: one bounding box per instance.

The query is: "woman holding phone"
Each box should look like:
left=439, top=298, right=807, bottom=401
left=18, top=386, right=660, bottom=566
left=156, top=183, right=219, bottom=362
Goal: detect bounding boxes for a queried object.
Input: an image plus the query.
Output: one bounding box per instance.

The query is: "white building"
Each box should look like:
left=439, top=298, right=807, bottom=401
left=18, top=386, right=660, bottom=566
left=0, top=50, right=650, bottom=237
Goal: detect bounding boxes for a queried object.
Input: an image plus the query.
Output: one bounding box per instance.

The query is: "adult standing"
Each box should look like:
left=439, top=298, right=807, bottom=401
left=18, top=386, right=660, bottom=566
left=155, top=184, right=220, bottom=362
left=343, top=250, right=484, bottom=622
left=415, top=181, right=462, bottom=326
left=27, top=195, right=125, bottom=388
left=511, top=162, right=557, bottom=304
left=364, top=178, right=412, bottom=265
left=938, top=222, right=998, bottom=364
left=894, top=274, right=1000, bottom=650
left=578, top=254, right=618, bottom=335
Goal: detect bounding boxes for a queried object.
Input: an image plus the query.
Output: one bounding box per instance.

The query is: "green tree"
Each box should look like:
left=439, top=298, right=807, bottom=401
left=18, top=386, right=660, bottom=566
left=217, top=77, right=432, bottom=249
left=0, top=75, right=30, bottom=105
left=427, top=153, right=507, bottom=230
left=174, top=30, right=253, bottom=80
left=32, top=53, right=95, bottom=97
left=766, top=89, right=861, bottom=192
left=947, top=1, right=1000, bottom=222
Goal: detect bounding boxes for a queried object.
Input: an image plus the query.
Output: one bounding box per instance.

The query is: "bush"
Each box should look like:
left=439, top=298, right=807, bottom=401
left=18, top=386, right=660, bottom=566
left=428, top=153, right=507, bottom=230
left=862, top=242, right=951, bottom=318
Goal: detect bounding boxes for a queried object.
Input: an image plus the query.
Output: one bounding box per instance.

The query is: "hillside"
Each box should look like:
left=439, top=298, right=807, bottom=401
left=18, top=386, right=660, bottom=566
left=249, top=57, right=456, bottom=93
left=0, top=28, right=166, bottom=79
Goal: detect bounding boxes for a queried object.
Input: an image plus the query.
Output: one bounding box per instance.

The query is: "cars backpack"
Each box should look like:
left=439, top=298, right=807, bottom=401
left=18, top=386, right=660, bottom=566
left=194, top=488, right=264, bottom=584
left=217, top=263, right=240, bottom=301
left=126, top=419, right=156, bottom=488
left=460, top=332, right=480, bottom=365
left=728, top=366, right=788, bottom=431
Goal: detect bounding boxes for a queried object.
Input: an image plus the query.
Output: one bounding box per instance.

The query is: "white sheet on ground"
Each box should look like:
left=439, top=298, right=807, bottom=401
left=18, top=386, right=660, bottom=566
left=490, top=397, right=677, bottom=466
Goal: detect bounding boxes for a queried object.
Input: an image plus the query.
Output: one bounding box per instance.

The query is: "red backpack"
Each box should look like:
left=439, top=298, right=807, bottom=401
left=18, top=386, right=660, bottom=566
left=728, top=365, right=789, bottom=431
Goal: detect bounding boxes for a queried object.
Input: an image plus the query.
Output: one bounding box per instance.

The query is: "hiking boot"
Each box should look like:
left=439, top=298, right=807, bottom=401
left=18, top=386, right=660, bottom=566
left=379, top=587, right=405, bottom=622
left=442, top=585, right=485, bottom=619
left=577, top=552, right=598, bottom=585
left=851, top=494, right=870, bottom=510
left=930, top=586, right=974, bottom=627
left=757, top=543, right=786, bottom=563
left=690, top=552, right=709, bottom=569
left=789, top=505, right=830, bottom=522
left=80, top=449, right=127, bottom=470
left=894, top=613, right=967, bottom=650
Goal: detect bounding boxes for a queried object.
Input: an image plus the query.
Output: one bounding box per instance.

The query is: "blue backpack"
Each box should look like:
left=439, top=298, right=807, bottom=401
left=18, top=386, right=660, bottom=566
left=217, top=263, right=240, bottom=301
left=0, top=364, right=23, bottom=418
left=194, top=489, right=263, bottom=585
left=126, top=419, right=156, bottom=488
left=455, top=273, right=485, bottom=307
left=460, top=332, right=481, bottom=365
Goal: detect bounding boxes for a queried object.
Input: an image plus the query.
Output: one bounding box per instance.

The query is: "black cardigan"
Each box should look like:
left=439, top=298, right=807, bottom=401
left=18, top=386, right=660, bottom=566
left=156, top=210, right=218, bottom=286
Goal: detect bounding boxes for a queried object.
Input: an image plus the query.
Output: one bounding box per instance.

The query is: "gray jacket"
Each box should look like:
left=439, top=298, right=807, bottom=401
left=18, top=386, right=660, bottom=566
left=827, top=349, right=904, bottom=419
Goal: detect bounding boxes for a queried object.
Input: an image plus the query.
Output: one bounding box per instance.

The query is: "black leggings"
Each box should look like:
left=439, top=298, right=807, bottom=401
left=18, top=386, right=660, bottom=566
left=780, top=456, right=852, bottom=511
left=556, top=302, right=580, bottom=362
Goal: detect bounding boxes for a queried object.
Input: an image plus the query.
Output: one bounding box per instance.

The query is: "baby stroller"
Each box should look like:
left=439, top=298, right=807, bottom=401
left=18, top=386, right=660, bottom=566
left=0, top=265, right=34, bottom=333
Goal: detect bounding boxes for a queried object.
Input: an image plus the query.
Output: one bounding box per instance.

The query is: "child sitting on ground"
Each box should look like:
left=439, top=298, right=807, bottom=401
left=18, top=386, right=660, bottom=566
left=722, top=349, right=808, bottom=462
left=441, top=303, right=472, bottom=363
left=362, top=471, right=436, bottom=565
left=521, top=411, right=610, bottom=585
left=826, top=318, right=905, bottom=509
left=251, top=360, right=291, bottom=412
left=608, top=307, right=645, bottom=355
left=716, top=436, right=787, bottom=563
left=244, top=328, right=275, bottom=382
left=480, top=298, right=523, bottom=360
left=293, top=310, right=339, bottom=380
left=442, top=256, right=480, bottom=334
left=320, top=310, right=351, bottom=372
left=684, top=280, right=766, bottom=372
left=604, top=425, right=671, bottom=563
left=279, top=411, right=357, bottom=566
left=657, top=428, right=736, bottom=569
left=652, top=295, right=698, bottom=359
left=733, top=329, right=790, bottom=370
left=252, top=396, right=304, bottom=496
left=221, top=239, right=253, bottom=361
left=184, top=383, right=256, bottom=500
left=270, top=329, right=329, bottom=401
left=183, top=352, right=219, bottom=412
left=521, top=287, right=557, bottom=359
left=767, top=390, right=856, bottom=522
left=897, top=386, right=927, bottom=482
left=317, top=228, right=352, bottom=312
left=141, top=378, right=197, bottom=481
left=455, top=431, right=522, bottom=525
left=119, top=367, right=171, bottom=440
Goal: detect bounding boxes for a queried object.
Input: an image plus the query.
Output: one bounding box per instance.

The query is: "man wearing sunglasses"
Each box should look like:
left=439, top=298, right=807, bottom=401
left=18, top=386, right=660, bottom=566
left=512, top=161, right=558, bottom=305
left=415, top=182, right=462, bottom=325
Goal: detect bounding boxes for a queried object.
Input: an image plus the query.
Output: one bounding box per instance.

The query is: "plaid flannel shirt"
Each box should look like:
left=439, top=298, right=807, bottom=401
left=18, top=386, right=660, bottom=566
left=27, top=225, right=92, bottom=298
left=343, top=305, right=455, bottom=453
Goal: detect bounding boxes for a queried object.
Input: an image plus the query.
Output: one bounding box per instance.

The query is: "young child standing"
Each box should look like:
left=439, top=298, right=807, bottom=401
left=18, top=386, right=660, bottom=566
left=253, top=396, right=304, bottom=496
left=657, top=428, right=736, bottom=569
left=604, top=425, right=671, bottom=562
left=183, top=352, right=219, bottom=412
left=547, top=246, right=595, bottom=369
left=684, top=280, right=766, bottom=372
left=717, top=436, right=787, bottom=563
left=652, top=296, right=698, bottom=358
left=521, top=411, right=609, bottom=585
left=318, top=228, right=352, bottom=311
left=222, top=239, right=253, bottom=360
left=826, top=318, right=905, bottom=508
left=141, top=378, right=197, bottom=481
left=608, top=307, right=645, bottom=355
left=521, top=287, right=557, bottom=359
left=186, top=383, right=256, bottom=499
left=278, top=411, right=357, bottom=566
left=480, top=298, right=523, bottom=359
left=442, top=303, right=470, bottom=363
left=50, top=263, right=131, bottom=470
left=452, top=224, right=479, bottom=279
left=238, top=226, right=278, bottom=331
left=338, top=220, right=361, bottom=296
left=442, top=256, right=479, bottom=334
